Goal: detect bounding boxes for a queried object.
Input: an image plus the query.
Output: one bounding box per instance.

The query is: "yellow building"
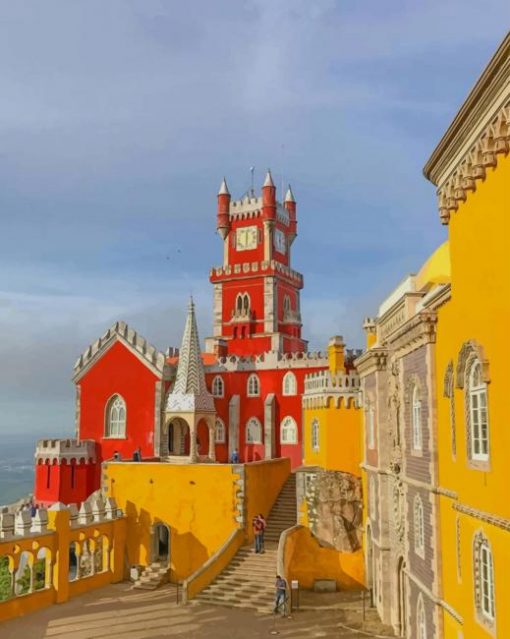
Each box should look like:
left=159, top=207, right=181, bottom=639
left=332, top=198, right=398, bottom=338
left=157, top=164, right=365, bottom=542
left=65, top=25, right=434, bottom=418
left=286, top=336, right=364, bottom=591
left=424, top=32, right=510, bottom=639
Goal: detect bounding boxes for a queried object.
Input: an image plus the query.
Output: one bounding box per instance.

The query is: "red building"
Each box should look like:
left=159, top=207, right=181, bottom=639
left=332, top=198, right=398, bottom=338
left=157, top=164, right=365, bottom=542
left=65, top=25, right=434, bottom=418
left=34, top=172, right=357, bottom=505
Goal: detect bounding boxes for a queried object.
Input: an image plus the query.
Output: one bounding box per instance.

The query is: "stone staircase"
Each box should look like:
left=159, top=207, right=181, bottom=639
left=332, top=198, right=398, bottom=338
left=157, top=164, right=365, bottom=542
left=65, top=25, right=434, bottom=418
left=133, top=560, right=169, bottom=590
left=195, top=474, right=297, bottom=612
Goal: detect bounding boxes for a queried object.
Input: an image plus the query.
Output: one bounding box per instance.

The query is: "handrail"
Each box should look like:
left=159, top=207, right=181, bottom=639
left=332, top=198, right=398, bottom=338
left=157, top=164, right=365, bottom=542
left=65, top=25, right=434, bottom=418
left=181, top=528, right=244, bottom=604
left=277, top=524, right=303, bottom=582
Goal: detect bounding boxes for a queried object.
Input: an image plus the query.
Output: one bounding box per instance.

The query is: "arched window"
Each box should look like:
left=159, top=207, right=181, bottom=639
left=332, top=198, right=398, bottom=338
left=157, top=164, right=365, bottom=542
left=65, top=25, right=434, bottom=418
left=235, top=293, right=250, bottom=316
left=414, top=495, right=425, bottom=557
left=280, top=416, right=297, bottom=444
left=311, top=418, right=320, bottom=451
left=468, top=360, right=489, bottom=462
left=474, top=533, right=495, bottom=622
left=283, top=295, right=291, bottom=316
left=412, top=386, right=422, bottom=451
left=105, top=395, right=126, bottom=438
left=282, top=372, right=297, bottom=396
left=417, top=596, right=426, bottom=639
left=247, top=374, right=260, bottom=397
left=246, top=418, right=262, bottom=444
left=212, top=375, right=224, bottom=398
left=243, top=293, right=250, bottom=314
left=215, top=418, right=226, bottom=444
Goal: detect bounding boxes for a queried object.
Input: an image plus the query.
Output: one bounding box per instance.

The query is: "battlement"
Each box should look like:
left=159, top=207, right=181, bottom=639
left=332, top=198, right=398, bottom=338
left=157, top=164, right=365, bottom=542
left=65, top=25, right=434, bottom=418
left=229, top=195, right=290, bottom=225
left=35, top=438, right=96, bottom=464
left=206, top=349, right=329, bottom=373
left=304, top=370, right=361, bottom=395
left=73, top=320, right=167, bottom=380
left=210, top=259, right=303, bottom=285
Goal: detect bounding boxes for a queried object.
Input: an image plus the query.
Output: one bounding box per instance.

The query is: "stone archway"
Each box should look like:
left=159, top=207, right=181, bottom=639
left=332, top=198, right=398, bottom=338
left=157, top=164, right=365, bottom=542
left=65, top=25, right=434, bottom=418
left=164, top=418, right=191, bottom=457
left=152, top=522, right=170, bottom=565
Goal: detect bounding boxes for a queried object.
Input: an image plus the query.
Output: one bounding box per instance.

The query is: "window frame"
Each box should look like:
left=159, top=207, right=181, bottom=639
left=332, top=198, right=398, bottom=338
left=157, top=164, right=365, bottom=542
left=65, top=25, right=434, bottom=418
left=105, top=394, right=127, bottom=439
left=247, top=374, right=260, bottom=397
left=246, top=417, right=262, bottom=444
left=211, top=375, right=224, bottom=398
left=414, top=495, right=425, bottom=558
left=215, top=418, right=226, bottom=444
left=474, top=533, right=496, bottom=627
left=282, top=371, right=297, bottom=396
left=468, top=360, right=490, bottom=463
left=311, top=418, right=320, bottom=452
left=280, top=416, right=298, bottom=445
left=412, top=385, right=422, bottom=452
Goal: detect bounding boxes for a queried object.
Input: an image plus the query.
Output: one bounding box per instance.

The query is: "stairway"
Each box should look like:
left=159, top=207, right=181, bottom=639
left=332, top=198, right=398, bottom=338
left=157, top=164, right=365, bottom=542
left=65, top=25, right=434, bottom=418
left=133, top=560, right=169, bottom=590
left=195, top=474, right=297, bottom=612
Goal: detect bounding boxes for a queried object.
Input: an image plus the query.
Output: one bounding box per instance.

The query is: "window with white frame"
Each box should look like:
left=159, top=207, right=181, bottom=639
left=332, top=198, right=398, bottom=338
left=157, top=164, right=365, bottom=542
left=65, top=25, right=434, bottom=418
left=280, top=416, right=297, bottom=444
left=212, top=375, right=224, bottom=398
left=414, top=495, right=425, bottom=557
left=246, top=417, right=262, bottom=444
left=215, top=419, right=226, bottom=444
left=282, top=372, right=297, bottom=396
left=412, top=385, right=422, bottom=451
left=417, top=596, right=426, bottom=639
left=247, top=374, right=260, bottom=397
left=475, top=534, right=495, bottom=622
left=311, top=418, right=320, bottom=451
left=468, top=361, right=489, bottom=462
left=105, top=395, right=126, bottom=438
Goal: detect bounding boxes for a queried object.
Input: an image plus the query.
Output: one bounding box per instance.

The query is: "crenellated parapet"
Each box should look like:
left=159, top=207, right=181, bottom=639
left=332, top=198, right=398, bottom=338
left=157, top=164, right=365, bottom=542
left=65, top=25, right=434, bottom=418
left=206, top=349, right=329, bottom=373
left=210, top=259, right=303, bottom=287
left=73, top=320, right=168, bottom=382
left=228, top=195, right=290, bottom=226
left=35, top=438, right=96, bottom=465
left=302, top=370, right=361, bottom=409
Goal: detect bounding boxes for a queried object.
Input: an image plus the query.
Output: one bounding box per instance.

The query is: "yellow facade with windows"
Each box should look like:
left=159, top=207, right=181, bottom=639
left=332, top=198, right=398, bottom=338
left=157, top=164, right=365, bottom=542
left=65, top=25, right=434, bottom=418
left=424, top=32, right=510, bottom=639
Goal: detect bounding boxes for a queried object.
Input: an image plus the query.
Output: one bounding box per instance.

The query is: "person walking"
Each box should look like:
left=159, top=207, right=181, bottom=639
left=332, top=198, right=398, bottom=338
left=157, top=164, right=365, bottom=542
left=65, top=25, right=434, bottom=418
left=133, top=447, right=142, bottom=462
left=253, top=515, right=264, bottom=553
left=230, top=448, right=239, bottom=464
left=274, top=574, right=288, bottom=617
left=257, top=513, right=267, bottom=553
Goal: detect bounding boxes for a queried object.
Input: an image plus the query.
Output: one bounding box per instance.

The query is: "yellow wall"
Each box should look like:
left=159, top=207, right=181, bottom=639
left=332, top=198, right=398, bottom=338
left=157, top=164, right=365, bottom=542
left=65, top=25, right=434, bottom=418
left=284, top=526, right=364, bottom=590
left=104, top=458, right=290, bottom=581
left=303, top=401, right=361, bottom=475
left=0, top=508, right=126, bottom=623
left=435, top=153, right=510, bottom=638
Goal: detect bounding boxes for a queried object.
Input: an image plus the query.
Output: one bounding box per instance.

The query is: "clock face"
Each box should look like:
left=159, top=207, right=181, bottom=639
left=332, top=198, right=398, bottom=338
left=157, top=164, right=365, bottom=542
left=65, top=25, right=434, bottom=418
left=236, top=226, right=258, bottom=251
left=274, top=229, right=286, bottom=254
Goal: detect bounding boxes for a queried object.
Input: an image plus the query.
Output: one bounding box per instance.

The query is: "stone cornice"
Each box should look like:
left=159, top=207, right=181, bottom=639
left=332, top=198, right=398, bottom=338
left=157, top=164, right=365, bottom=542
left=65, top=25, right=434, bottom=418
left=423, top=33, right=510, bottom=224
left=454, top=502, right=510, bottom=533
left=386, top=310, right=438, bottom=353
left=354, top=347, right=388, bottom=376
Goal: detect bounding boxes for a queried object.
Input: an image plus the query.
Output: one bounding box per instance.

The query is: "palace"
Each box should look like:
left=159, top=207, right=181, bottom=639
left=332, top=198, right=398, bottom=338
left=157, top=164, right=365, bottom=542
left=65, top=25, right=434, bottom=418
left=0, top=30, right=509, bottom=639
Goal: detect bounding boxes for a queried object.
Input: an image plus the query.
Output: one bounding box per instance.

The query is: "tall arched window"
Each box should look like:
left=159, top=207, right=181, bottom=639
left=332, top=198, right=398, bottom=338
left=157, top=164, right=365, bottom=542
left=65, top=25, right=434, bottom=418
left=311, top=418, right=320, bottom=451
left=417, top=596, right=426, bottom=639
left=215, top=418, right=226, bottom=444
left=283, top=295, right=291, bottom=317
left=212, top=375, right=224, bottom=398
left=412, top=386, right=422, bottom=451
left=444, top=363, right=456, bottom=457
left=468, top=360, right=489, bottom=462
left=105, top=395, right=126, bottom=438
left=280, top=416, right=297, bottom=444
left=247, top=374, right=260, bottom=397
left=282, top=372, right=297, bottom=396
left=414, top=495, right=425, bottom=558
left=474, top=533, right=495, bottom=622
left=246, top=417, right=262, bottom=444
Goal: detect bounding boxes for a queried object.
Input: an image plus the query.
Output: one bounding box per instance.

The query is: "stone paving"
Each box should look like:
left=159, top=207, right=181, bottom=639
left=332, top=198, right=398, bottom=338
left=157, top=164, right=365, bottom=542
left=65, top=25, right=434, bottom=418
left=0, top=583, right=394, bottom=639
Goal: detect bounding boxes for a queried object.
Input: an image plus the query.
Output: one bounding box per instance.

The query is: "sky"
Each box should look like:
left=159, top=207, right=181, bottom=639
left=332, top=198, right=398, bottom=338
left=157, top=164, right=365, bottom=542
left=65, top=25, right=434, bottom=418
left=0, top=1, right=508, bottom=440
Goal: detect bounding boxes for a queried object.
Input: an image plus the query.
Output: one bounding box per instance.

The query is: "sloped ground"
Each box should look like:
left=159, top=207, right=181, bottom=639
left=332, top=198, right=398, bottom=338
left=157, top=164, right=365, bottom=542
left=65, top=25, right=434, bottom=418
left=0, top=582, right=394, bottom=639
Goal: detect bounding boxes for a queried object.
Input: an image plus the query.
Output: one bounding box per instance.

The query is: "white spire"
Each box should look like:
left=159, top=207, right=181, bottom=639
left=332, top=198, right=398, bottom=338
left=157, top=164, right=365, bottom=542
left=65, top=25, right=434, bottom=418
left=166, top=298, right=215, bottom=413
left=263, top=169, right=275, bottom=187
left=218, top=177, right=230, bottom=196
left=284, top=184, right=295, bottom=203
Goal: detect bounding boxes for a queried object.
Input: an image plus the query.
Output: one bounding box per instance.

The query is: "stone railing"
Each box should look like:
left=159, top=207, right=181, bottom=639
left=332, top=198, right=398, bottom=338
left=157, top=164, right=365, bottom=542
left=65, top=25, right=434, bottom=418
left=304, top=371, right=360, bottom=394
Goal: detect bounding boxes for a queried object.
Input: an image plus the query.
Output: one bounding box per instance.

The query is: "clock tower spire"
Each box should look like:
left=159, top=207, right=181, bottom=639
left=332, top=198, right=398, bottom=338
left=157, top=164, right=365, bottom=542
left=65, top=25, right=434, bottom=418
left=206, top=171, right=307, bottom=356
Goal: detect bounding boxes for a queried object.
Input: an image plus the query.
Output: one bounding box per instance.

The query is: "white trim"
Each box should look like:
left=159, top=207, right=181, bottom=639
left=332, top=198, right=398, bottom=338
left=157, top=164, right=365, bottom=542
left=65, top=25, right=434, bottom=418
left=247, top=374, right=260, bottom=397
left=211, top=375, right=224, bottom=398
left=280, top=416, right=297, bottom=445
left=282, top=371, right=297, bottom=396
left=412, top=385, right=422, bottom=451
left=104, top=394, right=127, bottom=439
left=311, top=418, right=320, bottom=452
left=246, top=417, right=262, bottom=444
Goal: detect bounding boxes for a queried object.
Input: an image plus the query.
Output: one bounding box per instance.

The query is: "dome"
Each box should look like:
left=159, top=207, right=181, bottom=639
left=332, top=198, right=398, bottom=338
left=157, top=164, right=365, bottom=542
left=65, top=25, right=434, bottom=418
left=415, top=241, right=451, bottom=292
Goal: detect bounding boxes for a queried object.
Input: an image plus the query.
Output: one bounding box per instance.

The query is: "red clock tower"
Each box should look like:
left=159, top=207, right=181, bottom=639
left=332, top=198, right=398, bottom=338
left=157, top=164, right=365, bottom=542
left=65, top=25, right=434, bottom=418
left=207, top=171, right=307, bottom=356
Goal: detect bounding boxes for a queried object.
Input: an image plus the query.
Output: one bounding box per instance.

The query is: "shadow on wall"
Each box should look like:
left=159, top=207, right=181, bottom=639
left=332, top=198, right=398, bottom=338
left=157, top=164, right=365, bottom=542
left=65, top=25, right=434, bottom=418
left=123, top=502, right=208, bottom=581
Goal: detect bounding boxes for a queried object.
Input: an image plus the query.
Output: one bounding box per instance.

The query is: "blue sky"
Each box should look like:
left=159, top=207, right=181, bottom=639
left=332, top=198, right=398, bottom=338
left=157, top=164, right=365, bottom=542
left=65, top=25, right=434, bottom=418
left=0, top=1, right=508, bottom=439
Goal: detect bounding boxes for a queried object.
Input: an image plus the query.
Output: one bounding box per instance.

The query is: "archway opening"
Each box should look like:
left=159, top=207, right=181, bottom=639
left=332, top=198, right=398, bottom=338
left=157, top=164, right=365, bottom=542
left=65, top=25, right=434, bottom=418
left=166, top=418, right=190, bottom=456
left=153, top=523, right=170, bottom=563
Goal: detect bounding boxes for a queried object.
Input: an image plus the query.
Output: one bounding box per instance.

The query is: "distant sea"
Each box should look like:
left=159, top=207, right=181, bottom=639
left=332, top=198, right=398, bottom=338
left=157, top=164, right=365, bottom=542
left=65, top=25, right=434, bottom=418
left=0, top=437, right=36, bottom=507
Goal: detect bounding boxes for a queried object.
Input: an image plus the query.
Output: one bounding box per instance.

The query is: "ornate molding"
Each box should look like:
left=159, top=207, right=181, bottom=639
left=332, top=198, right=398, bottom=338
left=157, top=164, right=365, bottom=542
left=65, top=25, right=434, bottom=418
left=354, top=348, right=388, bottom=376
left=454, top=502, right=510, bottom=534
left=388, top=311, right=438, bottom=353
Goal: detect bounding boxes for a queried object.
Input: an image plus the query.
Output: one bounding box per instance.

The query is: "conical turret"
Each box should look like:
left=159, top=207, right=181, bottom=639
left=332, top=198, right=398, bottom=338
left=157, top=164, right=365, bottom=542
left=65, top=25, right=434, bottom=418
left=217, top=177, right=231, bottom=240
left=262, top=169, right=276, bottom=221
